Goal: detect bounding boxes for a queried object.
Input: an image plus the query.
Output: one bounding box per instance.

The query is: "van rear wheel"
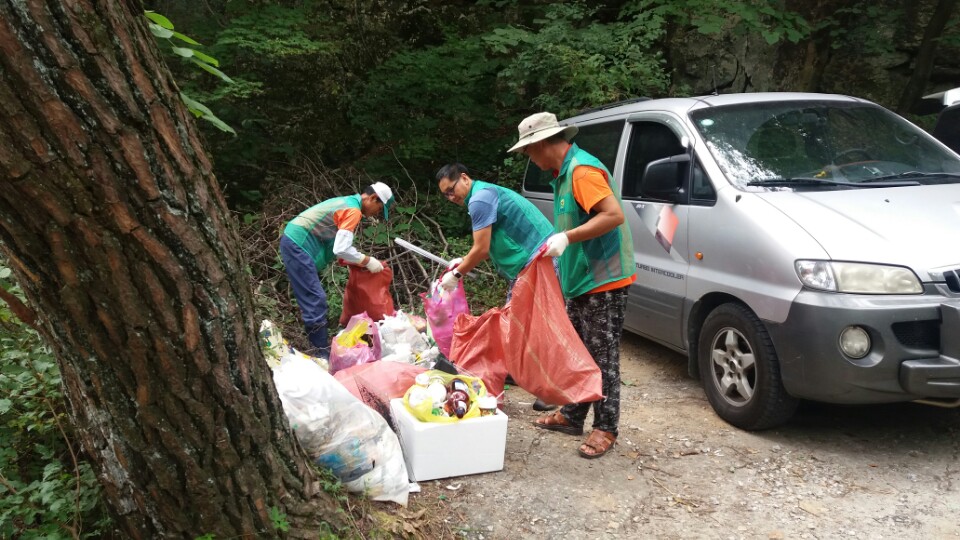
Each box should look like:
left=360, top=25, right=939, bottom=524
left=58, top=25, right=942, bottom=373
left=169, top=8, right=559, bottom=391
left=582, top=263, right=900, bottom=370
left=698, top=303, right=799, bottom=430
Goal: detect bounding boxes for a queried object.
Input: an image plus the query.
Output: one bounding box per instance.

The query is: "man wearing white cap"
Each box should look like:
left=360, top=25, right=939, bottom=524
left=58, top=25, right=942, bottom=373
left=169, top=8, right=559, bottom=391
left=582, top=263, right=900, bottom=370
left=280, top=182, right=394, bottom=357
left=510, top=112, right=635, bottom=459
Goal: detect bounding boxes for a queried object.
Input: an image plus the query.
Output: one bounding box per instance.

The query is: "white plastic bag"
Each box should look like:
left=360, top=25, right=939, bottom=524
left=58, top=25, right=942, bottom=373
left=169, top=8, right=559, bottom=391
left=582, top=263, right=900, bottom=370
left=378, top=311, right=429, bottom=358
left=273, top=356, right=409, bottom=505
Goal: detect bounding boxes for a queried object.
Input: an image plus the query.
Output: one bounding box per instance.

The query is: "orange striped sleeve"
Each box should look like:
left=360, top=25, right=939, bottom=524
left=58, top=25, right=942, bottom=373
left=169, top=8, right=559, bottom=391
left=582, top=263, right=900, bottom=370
left=333, top=208, right=362, bottom=232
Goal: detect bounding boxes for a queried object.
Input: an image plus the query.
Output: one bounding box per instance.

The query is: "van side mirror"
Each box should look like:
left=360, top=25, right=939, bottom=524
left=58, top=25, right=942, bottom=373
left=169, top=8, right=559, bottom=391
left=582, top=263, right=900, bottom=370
left=640, top=153, right=690, bottom=202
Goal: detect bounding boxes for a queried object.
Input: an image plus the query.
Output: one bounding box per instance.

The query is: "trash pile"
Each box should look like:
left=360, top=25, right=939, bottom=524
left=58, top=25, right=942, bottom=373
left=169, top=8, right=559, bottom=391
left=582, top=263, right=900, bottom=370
left=259, top=238, right=604, bottom=504
left=260, top=267, right=486, bottom=505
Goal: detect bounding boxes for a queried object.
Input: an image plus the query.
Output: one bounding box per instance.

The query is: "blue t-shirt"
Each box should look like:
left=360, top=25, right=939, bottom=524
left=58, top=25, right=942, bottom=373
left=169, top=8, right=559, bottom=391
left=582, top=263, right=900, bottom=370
left=467, top=186, right=498, bottom=231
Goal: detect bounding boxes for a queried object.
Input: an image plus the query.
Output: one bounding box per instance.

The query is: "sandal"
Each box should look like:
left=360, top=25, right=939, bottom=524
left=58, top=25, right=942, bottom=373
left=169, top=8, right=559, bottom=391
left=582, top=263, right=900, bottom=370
left=533, top=410, right=583, bottom=436
left=578, top=429, right=616, bottom=459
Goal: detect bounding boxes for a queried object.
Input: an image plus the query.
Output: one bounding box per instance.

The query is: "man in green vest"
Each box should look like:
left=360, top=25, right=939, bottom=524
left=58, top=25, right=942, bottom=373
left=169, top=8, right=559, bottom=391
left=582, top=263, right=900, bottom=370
left=280, top=182, right=394, bottom=358
left=510, top=112, right=636, bottom=459
left=436, top=163, right=559, bottom=411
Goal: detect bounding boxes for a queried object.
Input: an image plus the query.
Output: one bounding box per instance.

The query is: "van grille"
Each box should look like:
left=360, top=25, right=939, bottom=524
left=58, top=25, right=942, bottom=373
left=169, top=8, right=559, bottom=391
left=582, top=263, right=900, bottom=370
left=891, top=320, right=939, bottom=350
left=944, top=269, right=960, bottom=293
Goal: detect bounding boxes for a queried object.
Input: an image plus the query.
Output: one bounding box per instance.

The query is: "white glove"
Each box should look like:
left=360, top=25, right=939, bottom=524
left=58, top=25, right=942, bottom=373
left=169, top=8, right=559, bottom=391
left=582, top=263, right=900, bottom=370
left=440, top=270, right=460, bottom=291
left=447, top=257, right=463, bottom=270
left=365, top=257, right=384, bottom=273
left=543, top=233, right=570, bottom=257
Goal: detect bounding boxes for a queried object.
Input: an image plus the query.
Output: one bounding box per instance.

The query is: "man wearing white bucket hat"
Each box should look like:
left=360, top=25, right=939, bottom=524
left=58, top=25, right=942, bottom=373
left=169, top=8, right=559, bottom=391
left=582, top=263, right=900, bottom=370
left=280, top=182, right=394, bottom=357
left=511, top=112, right=635, bottom=459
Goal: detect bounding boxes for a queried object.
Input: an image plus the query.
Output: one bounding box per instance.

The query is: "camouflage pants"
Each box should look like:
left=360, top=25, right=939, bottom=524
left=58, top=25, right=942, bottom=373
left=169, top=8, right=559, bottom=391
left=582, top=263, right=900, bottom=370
left=560, top=287, right=628, bottom=435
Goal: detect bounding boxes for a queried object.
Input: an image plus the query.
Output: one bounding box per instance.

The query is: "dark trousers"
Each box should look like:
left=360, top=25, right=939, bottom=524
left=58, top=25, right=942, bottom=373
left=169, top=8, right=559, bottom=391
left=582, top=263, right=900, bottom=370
left=279, top=235, right=330, bottom=357
left=560, top=287, right=628, bottom=435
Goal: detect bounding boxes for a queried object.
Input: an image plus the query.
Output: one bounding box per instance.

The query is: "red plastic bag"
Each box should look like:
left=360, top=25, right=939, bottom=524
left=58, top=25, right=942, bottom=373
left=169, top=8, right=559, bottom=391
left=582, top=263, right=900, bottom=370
left=340, top=264, right=395, bottom=326
left=447, top=308, right=508, bottom=398
left=420, top=280, right=469, bottom=357
left=449, top=257, right=602, bottom=405
left=329, top=312, right=381, bottom=375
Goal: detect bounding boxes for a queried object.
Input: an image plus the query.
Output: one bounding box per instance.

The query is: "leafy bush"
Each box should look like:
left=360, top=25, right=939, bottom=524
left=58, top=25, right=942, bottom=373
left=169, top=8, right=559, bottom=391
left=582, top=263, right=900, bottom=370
left=485, top=1, right=671, bottom=117
left=350, top=36, right=507, bottom=180
left=0, top=266, right=113, bottom=539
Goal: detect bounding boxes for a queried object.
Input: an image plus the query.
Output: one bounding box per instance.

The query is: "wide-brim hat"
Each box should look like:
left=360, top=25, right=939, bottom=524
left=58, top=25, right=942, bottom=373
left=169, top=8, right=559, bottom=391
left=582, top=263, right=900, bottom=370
left=370, top=182, right=394, bottom=219
left=508, top=112, right=579, bottom=153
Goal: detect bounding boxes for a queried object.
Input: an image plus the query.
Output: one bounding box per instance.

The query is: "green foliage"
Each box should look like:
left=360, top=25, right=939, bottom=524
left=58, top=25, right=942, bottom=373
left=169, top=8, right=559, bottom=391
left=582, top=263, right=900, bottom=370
left=484, top=2, right=670, bottom=117
left=0, top=266, right=112, bottom=538
left=145, top=10, right=237, bottom=134
left=442, top=236, right=509, bottom=310
left=215, top=6, right=337, bottom=57
left=315, top=465, right=346, bottom=502
left=268, top=506, right=290, bottom=532
left=350, top=36, right=506, bottom=178
left=622, top=0, right=811, bottom=44
left=168, top=3, right=354, bottom=208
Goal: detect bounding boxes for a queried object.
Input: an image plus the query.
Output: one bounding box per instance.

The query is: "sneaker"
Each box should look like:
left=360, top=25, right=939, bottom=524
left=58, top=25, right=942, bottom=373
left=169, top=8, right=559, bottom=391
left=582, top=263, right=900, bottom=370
left=532, top=399, right=557, bottom=412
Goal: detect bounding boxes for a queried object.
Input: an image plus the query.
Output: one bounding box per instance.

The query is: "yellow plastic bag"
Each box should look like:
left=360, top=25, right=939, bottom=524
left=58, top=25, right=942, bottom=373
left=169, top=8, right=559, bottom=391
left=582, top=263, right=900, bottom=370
left=402, top=370, right=488, bottom=423
left=335, top=318, right=370, bottom=348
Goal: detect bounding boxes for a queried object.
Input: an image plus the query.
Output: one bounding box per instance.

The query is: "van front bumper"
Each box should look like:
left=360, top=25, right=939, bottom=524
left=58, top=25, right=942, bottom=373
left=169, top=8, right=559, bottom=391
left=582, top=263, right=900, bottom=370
left=900, top=300, right=960, bottom=397
left=766, top=291, right=960, bottom=404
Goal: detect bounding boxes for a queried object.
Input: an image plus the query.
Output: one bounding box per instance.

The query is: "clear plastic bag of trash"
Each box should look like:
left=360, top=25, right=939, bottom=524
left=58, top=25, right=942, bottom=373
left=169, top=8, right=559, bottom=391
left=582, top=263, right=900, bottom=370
left=378, top=311, right=429, bottom=358
left=273, top=355, right=409, bottom=505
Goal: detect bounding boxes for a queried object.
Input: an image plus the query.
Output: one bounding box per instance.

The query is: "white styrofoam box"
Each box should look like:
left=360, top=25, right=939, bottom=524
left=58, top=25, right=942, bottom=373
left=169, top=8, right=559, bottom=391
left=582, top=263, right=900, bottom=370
left=389, top=398, right=508, bottom=482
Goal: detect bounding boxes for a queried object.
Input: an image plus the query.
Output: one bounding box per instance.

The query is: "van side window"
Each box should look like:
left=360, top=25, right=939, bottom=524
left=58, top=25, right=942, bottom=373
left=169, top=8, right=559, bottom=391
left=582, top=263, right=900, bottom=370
left=622, top=122, right=686, bottom=200
left=690, top=160, right=716, bottom=204
left=522, top=120, right=624, bottom=193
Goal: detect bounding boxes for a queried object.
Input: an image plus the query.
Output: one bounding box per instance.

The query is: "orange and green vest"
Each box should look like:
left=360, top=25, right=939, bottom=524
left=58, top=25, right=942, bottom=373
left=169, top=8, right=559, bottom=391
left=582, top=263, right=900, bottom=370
left=283, top=194, right=360, bottom=270
left=551, top=144, right=634, bottom=298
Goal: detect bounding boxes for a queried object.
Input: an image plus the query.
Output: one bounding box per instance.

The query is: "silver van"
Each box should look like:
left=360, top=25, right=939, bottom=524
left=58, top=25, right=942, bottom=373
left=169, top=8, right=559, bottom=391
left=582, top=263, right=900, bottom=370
left=522, top=92, right=960, bottom=430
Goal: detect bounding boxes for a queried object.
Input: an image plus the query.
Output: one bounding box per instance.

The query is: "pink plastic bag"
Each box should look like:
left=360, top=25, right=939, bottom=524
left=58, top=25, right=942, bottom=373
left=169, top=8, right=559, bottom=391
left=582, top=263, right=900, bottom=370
left=334, top=361, right=427, bottom=424
left=420, top=280, right=469, bottom=357
left=328, top=312, right=382, bottom=375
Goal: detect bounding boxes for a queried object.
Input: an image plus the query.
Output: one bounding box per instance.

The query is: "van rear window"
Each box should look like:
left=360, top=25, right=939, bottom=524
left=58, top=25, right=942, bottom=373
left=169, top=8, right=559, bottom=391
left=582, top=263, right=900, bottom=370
left=523, top=120, right=625, bottom=193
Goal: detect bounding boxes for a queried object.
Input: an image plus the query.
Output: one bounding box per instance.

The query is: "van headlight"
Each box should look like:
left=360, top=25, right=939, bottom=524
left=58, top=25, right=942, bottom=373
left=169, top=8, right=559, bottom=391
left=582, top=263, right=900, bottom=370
left=795, top=261, right=922, bottom=294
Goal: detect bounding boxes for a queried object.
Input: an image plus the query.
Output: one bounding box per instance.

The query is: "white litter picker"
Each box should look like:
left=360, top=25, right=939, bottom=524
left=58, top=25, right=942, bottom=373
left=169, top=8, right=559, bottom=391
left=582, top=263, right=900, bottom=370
left=393, top=238, right=476, bottom=277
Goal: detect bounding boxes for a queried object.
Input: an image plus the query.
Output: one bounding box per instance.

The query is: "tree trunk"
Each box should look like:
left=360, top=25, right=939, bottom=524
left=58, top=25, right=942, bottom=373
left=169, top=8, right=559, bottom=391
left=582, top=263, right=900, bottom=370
left=0, top=1, right=346, bottom=537
left=897, top=0, right=959, bottom=113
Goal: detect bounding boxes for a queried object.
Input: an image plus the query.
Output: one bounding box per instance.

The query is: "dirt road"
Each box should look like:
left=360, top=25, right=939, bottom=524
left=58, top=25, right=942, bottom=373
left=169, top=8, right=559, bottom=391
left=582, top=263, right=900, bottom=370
left=413, top=332, right=960, bottom=539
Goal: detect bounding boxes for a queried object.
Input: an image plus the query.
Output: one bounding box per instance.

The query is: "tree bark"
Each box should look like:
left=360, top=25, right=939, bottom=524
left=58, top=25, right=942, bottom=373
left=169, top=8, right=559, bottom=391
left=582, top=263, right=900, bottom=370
left=0, top=1, right=346, bottom=537
left=897, top=0, right=959, bottom=113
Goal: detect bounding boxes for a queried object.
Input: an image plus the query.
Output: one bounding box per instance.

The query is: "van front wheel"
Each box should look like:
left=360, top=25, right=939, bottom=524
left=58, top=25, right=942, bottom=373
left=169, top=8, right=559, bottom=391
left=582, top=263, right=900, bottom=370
left=698, top=303, right=799, bottom=430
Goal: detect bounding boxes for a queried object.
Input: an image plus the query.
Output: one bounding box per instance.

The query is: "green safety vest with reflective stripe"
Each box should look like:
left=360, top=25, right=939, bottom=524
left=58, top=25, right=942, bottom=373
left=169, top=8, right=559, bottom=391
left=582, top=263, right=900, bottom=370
left=466, top=180, right=554, bottom=279
left=283, top=194, right=361, bottom=271
left=551, top=144, right=634, bottom=298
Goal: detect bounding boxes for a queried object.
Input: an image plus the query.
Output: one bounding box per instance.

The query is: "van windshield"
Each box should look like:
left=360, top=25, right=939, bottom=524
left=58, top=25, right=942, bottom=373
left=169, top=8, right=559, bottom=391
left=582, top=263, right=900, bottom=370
left=690, top=100, right=960, bottom=189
